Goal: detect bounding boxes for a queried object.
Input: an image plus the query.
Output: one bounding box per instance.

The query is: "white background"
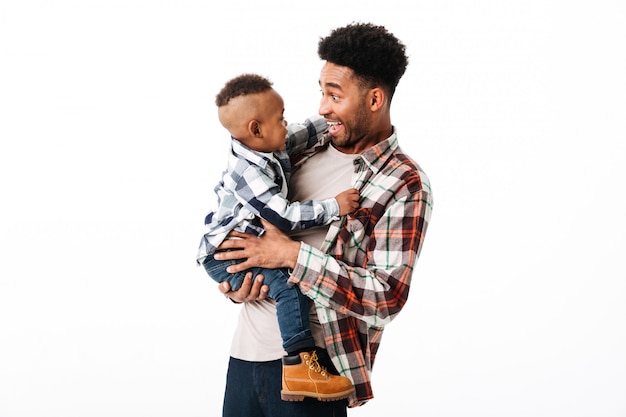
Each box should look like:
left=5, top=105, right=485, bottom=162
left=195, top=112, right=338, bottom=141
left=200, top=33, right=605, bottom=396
left=1, top=1, right=625, bottom=416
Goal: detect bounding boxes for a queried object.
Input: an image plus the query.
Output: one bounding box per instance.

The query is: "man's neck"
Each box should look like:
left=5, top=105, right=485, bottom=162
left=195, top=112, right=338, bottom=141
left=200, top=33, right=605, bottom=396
left=333, top=123, right=393, bottom=154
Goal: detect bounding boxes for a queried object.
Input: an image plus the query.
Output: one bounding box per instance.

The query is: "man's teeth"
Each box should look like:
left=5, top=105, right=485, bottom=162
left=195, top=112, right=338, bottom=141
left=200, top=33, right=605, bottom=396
left=328, top=122, right=342, bottom=127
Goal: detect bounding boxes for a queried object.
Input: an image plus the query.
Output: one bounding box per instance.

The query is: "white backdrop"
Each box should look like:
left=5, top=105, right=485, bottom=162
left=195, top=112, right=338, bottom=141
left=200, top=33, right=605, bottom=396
left=1, top=1, right=625, bottom=416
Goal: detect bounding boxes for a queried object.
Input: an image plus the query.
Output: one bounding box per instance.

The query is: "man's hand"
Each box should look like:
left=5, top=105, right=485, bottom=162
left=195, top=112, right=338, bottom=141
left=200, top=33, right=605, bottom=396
left=335, top=188, right=360, bottom=216
left=219, top=272, right=269, bottom=303
left=214, top=219, right=301, bottom=272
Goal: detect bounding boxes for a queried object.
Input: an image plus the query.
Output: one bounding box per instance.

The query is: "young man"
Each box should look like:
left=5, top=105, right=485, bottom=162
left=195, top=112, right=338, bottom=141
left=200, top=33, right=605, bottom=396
left=215, top=22, right=433, bottom=416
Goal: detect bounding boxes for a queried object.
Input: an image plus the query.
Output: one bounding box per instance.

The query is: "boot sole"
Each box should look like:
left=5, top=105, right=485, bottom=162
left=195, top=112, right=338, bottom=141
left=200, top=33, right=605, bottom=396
left=281, top=387, right=355, bottom=402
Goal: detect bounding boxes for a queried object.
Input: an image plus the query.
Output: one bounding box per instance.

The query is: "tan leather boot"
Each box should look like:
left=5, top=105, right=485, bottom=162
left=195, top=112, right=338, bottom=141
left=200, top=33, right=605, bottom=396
left=281, top=350, right=355, bottom=401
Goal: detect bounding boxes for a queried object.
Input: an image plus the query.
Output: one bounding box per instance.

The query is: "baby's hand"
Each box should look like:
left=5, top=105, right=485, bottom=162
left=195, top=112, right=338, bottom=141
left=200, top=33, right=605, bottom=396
left=335, top=188, right=360, bottom=216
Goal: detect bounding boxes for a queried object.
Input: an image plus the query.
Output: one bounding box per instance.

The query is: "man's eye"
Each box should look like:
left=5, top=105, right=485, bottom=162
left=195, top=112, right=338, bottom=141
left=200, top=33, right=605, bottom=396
left=320, top=90, right=339, bottom=101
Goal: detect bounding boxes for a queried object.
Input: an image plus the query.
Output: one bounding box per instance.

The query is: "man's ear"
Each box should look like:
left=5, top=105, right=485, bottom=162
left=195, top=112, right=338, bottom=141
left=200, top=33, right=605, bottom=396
left=369, top=88, right=386, bottom=111
left=248, top=120, right=262, bottom=137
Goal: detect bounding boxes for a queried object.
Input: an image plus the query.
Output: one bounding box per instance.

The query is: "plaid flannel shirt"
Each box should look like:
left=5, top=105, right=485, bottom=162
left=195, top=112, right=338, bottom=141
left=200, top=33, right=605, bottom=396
left=197, top=117, right=338, bottom=262
left=288, top=125, right=433, bottom=407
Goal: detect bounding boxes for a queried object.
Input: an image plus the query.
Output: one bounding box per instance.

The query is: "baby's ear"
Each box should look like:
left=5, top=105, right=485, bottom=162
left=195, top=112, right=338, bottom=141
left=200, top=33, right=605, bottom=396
left=248, top=120, right=262, bottom=137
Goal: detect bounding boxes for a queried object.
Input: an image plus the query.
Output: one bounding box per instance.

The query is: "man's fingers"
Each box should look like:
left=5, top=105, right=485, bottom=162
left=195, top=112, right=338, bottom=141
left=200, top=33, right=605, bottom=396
left=221, top=272, right=253, bottom=303
left=258, top=282, right=269, bottom=300
left=237, top=272, right=254, bottom=295
left=247, top=273, right=264, bottom=300
left=213, top=247, right=247, bottom=262
left=218, top=281, right=231, bottom=295
left=216, top=268, right=268, bottom=303
left=251, top=274, right=269, bottom=301
left=227, top=230, right=250, bottom=239
left=259, top=218, right=278, bottom=231
left=217, top=240, right=245, bottom=251
left=226, top=259, right=251, bottom=274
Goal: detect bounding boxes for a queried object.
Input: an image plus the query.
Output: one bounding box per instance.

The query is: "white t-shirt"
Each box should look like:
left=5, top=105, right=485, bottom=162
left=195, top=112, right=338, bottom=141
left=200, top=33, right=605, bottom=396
left=229, top=143, right=358, bottom=361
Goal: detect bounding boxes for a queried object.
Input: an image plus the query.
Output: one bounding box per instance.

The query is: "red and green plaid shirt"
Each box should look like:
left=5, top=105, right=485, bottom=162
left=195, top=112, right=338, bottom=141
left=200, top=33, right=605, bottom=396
left=289, top=127, right=433, bottom=407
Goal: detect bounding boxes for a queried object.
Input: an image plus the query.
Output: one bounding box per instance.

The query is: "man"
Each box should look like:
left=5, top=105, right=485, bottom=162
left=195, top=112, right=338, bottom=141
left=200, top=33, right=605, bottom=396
left=213, top=22, right=433, bottom=416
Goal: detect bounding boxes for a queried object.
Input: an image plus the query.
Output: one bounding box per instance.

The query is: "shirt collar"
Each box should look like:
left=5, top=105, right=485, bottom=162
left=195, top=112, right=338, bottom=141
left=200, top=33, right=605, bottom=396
left=231, top=137, right=273, bottom=169
left=357, top=127, right=399, bottom=174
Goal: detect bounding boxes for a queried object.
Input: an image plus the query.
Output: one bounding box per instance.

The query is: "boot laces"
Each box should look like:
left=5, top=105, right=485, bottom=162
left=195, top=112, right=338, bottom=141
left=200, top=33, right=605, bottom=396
left=305, top=351, right=327, bottom=377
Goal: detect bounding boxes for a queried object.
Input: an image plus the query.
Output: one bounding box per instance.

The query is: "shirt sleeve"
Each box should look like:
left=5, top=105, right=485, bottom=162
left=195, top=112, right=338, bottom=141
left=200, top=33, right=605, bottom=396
left=289, top=186, right=433, bottom=327
left=286, top=115, right=328, bottom=156
left=233, top=163, right=341, bottom=232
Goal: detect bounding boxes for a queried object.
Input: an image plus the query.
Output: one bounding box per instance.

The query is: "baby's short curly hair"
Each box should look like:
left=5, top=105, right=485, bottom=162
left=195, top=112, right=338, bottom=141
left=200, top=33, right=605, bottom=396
left=318, top=22, right=408, bottom=99
left=215, top=74, right=273, bottom=107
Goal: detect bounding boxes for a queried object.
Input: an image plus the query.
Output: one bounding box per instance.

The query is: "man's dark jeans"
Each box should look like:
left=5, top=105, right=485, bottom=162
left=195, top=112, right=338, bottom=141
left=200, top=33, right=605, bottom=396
left=222, top=356, right=348, bottom=417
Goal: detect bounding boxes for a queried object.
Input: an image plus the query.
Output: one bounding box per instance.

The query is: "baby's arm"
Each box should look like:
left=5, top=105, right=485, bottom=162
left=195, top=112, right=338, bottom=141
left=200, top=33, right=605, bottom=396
left=234, top=165, right=359, bottom=232
left=257, top=187, right=360, bottom=231
left=285, top=116, right=328, bottom=156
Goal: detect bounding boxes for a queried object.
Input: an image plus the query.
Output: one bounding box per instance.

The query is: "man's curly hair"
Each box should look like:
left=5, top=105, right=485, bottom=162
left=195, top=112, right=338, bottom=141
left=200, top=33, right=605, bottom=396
left=215, top=74, right=273, bottom=107
left=318, top=22, right=408, bottom=99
